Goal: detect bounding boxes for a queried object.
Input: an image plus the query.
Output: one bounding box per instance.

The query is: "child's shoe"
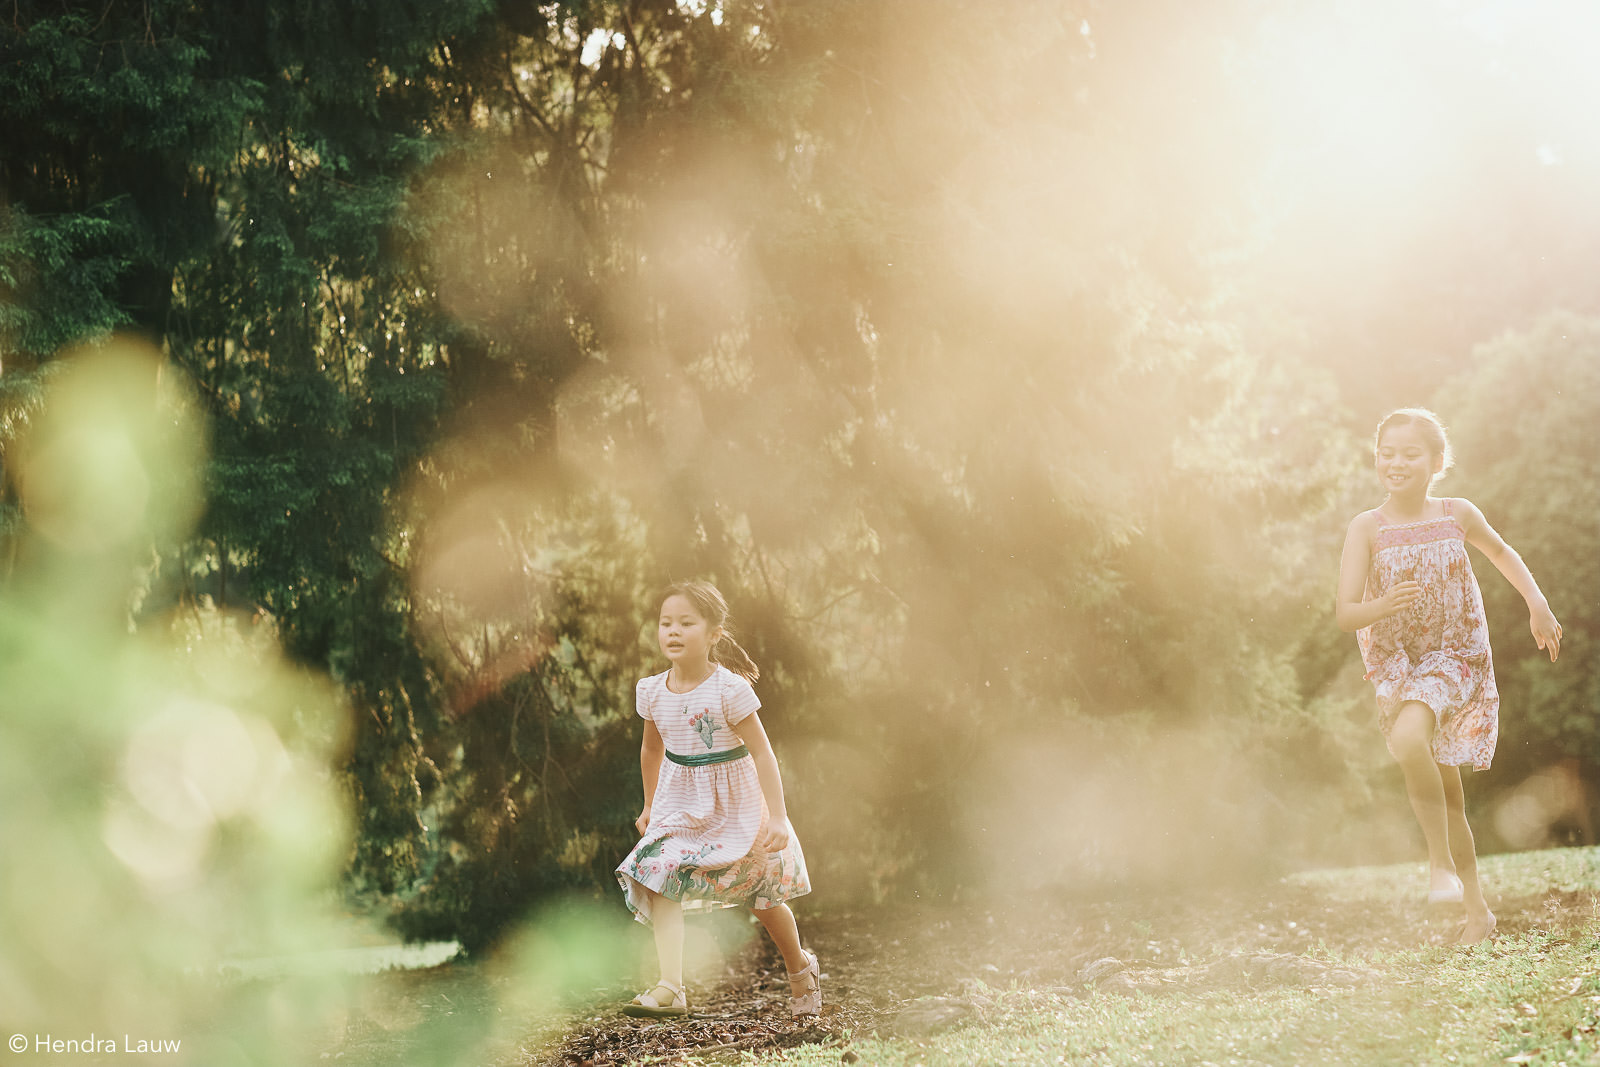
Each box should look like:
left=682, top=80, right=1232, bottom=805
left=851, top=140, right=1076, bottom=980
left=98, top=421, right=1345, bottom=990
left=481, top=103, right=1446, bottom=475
left=788, top=950, right=822, bottom=1017
left=623, top=979, right=688, bottom=1018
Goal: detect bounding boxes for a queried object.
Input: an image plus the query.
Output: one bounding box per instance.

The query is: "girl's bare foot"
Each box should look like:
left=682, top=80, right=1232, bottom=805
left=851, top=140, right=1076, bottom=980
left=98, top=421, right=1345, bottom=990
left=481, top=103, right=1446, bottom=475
left=1428, top=868, right=1464, bottom=905
left=1458, top=910, right=1497, bottom=945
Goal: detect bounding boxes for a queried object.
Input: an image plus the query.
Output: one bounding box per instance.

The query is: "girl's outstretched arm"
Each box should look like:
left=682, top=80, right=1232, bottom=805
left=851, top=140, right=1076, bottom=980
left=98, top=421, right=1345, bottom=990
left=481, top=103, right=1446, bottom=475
left=1336, top=511, right=1420, bottom=631
left=730, top=711, right=793, bottom=851
left=637, top=720, right=665, bottom=834
left=1454, top=498, right=1563, bottom=661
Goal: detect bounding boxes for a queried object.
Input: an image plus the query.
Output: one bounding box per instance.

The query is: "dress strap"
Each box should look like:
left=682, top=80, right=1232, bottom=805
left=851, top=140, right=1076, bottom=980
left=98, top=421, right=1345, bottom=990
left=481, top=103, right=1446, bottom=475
left=1372, top=507, right=1390, bottom=525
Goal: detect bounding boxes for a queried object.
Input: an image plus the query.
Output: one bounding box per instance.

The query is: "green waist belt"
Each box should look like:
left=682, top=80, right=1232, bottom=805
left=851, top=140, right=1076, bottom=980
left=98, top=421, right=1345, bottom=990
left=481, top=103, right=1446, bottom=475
left=665, top=745, right=750, bottom=767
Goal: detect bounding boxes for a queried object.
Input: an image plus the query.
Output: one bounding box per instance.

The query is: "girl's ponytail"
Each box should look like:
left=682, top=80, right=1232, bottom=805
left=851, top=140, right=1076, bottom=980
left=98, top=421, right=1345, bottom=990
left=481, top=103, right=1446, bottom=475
left=660, top=580, right=761, bottom=683
left=711, top=632, right=760, bottom=684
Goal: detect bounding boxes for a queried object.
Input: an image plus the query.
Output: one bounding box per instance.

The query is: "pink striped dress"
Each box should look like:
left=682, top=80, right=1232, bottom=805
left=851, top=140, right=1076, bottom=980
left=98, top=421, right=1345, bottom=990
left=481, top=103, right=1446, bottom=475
left=615, top=666, right=810, bottom=925
left=1357, top=499, right=1499, bottom=770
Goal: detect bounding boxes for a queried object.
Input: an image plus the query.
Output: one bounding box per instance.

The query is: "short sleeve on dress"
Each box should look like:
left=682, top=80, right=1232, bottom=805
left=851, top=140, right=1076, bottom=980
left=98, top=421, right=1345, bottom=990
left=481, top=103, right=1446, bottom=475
left=636, top=676, right=655, bottom=721
left=720, top=669, right=761, bottom=726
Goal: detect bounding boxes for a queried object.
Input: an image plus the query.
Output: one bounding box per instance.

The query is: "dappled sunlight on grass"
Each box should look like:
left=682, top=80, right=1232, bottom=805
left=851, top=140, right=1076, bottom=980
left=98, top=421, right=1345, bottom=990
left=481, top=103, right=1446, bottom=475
left=1289, top=845, right=1600, bottom=904
left=515, top=847, right=1600, bottom=1067
left=699, top=927, right=1600, bottom=1067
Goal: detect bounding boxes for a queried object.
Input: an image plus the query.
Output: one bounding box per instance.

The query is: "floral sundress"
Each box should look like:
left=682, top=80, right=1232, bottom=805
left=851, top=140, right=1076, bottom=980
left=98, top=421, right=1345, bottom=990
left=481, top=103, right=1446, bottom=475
left=615, top=666, right=811, bottom=925
left=1357, top=498, right=1499, bottom=770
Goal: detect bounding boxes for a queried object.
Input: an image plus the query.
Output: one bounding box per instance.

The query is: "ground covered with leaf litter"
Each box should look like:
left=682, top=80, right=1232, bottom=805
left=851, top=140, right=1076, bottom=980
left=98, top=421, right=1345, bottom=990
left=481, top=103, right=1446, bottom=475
left=522, top=855, right=1600, bottom=1066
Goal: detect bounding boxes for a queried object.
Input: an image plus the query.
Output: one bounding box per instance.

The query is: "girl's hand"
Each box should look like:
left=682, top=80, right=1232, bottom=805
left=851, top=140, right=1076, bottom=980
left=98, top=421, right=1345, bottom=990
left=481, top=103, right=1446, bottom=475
left=1530, top=603, right=1563, bottom=662
left=1381, top=580, right=1422, bottom=618
left=762, top=816, right=792, bottom=852
left=635, top=808, right=652, bottom=835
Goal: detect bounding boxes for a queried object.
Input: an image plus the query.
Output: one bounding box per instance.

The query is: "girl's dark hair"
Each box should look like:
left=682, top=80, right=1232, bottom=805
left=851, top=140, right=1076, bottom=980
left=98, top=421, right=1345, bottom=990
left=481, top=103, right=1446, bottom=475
left=1375, top=407, right=1454, bottom=479
left=659, top=580, right=760, bottom=683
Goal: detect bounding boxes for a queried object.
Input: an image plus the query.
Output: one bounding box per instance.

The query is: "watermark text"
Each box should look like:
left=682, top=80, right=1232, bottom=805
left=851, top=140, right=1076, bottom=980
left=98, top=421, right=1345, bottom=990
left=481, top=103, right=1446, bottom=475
left=9, top=1034, right=182, bottom=1056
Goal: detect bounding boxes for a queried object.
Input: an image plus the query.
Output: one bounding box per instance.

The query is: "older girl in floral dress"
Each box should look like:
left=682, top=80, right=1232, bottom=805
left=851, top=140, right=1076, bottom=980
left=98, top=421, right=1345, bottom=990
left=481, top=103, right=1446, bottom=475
left=1336, top=408, right=1562, bottom=944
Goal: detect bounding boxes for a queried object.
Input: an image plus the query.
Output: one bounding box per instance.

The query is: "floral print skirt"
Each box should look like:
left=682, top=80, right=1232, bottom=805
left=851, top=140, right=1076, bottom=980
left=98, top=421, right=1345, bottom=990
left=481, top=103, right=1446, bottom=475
left=615, top=756, right=810, bottom=924
left=1359, top=506, right=1499, bottom=771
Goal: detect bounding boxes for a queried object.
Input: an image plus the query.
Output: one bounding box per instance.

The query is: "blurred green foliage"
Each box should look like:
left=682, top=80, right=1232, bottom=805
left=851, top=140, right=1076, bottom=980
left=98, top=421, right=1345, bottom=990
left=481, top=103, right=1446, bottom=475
left=0, top=342, right=358, bottom=1062
left=1444, top=313, right=1600, bottom=807
left=2, top=0, right=1598, bottom=968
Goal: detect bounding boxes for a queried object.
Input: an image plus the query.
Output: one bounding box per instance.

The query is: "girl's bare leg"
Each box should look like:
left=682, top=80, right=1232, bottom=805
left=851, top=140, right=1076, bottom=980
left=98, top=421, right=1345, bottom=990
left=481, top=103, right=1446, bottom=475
left=752, top=903, right=812, bottom=993
left=1388, top=701, right=1459, bottom=895
left=648, top=891, right=685, bottom=987
left=1439, top=764, right=1497, bottom=943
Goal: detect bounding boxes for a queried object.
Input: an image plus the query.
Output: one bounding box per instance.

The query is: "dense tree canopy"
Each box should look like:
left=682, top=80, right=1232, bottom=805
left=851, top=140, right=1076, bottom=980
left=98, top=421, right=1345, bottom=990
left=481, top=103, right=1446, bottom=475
left=1444, top=314, right=1600, bottom=818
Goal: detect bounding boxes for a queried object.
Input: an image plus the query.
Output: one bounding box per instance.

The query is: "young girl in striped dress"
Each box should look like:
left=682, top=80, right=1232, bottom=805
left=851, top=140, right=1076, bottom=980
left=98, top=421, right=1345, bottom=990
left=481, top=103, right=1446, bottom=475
left=1336, top=408, right=1562, bottom=944
left=615, top=581, right=818, bottom=1017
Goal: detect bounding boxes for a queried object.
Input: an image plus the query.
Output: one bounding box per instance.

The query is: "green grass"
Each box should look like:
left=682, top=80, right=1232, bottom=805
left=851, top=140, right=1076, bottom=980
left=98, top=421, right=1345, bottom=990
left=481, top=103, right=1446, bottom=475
left=1291, top=846, right=1600, bottom=902
left=303, top=847, right=1600, bottom=1065
left=697, top=935, right=1600, bottom=1067
left=664, top=847, right=1600, bottom=1067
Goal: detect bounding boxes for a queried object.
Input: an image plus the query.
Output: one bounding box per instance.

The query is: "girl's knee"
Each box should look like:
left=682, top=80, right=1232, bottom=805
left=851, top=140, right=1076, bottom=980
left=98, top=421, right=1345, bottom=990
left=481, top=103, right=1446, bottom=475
left=1388, top=727, right=1429, bottom=761
left=1389, top=703, right=1435, bottom=752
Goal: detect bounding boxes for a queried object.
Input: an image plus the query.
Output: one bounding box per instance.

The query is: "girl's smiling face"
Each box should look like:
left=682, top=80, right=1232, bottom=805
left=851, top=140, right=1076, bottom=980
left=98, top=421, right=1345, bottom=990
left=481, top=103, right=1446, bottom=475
left=658, top=594, right=720, bottom=669
left=1375, top=421, right=1443, bottom=495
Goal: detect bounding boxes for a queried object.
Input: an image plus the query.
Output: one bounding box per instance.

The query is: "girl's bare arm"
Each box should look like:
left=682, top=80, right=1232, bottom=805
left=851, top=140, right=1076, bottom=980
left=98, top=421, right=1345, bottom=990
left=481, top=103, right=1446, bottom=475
left=1336, top=511, right=1419, bottom=631
left=637, top=720, right=665, bottom=833
left=731, top=711, right=793, bottom=850
left=1455, top=498, right=1562, bottom=660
